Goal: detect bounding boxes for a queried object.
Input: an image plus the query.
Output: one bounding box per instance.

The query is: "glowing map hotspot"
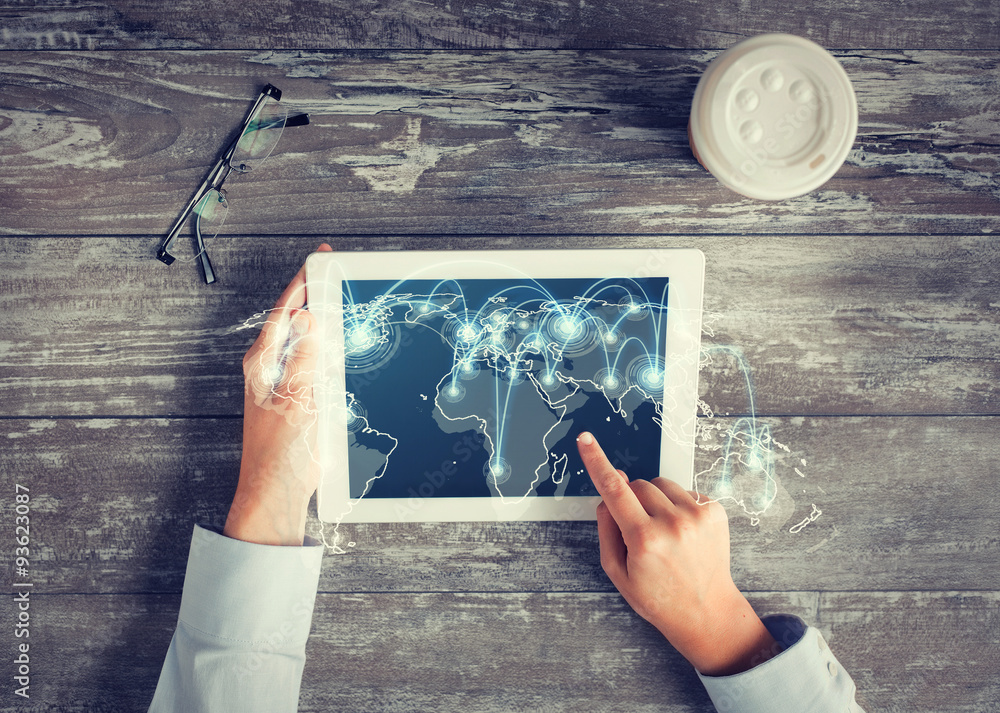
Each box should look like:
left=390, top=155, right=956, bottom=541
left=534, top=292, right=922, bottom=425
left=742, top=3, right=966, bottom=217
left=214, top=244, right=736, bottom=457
left=307, top=249, right=704, bottom=523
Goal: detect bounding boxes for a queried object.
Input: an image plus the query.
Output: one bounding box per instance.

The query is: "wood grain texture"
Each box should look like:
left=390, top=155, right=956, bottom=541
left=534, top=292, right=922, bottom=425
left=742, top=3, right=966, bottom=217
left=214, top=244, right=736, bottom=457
left=1, top=51, right=998, bottom=237
left=1, top=0, right=998, bottom=51
left=5, top=591, right=997, bottom=712
left=3, top=415, right=998, bottom=594
left=301, top=590, right=1000, bottom=713
left=2, top=235, right=997, bottom=418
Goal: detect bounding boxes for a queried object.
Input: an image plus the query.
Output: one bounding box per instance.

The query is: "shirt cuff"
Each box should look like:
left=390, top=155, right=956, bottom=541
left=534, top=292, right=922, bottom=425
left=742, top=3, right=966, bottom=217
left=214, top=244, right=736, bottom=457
left=178, top=524, right=324, bottom=647
left=697, top=614, right=861, bottom=713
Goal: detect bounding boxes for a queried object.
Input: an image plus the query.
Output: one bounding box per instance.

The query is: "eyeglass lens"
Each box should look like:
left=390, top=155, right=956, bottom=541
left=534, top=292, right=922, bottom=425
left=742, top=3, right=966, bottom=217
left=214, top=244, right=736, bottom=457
left=231, top=97, right=288, bottom=173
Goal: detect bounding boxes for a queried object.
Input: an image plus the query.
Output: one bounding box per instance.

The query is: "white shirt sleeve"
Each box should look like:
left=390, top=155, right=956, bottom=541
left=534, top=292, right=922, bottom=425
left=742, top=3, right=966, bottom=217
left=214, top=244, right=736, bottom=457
left=148, top=524, right=324, bottom=713
left=697, top=614, right=866, bottom=713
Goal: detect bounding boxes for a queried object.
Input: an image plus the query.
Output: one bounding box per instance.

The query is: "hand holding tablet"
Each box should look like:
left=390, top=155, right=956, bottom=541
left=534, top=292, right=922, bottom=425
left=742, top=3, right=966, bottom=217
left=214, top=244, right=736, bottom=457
left=223, top=243, right=332, bottom=546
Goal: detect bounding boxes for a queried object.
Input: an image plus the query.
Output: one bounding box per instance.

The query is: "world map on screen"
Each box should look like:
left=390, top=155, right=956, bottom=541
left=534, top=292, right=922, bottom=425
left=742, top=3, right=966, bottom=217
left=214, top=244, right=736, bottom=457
left=337, top=277, right=670, bottom=503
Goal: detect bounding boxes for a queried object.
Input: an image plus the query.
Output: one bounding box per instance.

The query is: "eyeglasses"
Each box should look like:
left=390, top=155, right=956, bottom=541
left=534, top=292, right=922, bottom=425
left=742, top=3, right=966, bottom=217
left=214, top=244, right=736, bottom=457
left=156, top=84, right=309, bottom=284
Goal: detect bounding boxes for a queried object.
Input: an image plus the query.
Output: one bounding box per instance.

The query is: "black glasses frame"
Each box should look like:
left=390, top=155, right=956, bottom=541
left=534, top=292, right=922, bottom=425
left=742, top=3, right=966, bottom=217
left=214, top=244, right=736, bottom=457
left=156, top=84, right=309, bottom=284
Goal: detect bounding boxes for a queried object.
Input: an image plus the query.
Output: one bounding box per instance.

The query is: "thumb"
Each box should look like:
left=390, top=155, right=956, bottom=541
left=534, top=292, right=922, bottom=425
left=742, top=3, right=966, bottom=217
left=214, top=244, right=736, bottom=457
left=288, top=309, right=317, bottom=363
left=282, top=309, right=318, bottom=400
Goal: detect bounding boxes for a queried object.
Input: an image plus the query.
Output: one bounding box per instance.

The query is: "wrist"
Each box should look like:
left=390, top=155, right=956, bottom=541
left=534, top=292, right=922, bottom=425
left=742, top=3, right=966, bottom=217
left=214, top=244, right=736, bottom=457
left=223, top=481, right=311, bottom=546
left=672, top=588, right=780, bottom=677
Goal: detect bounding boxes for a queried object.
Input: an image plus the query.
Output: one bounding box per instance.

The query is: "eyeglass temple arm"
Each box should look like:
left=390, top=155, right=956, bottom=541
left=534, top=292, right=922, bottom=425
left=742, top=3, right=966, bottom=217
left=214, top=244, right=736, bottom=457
left=247, top=112, right=309, bottom=135
left=194, top=212, right=218, bottom=284
left=198, top=249, right=217, bottom=285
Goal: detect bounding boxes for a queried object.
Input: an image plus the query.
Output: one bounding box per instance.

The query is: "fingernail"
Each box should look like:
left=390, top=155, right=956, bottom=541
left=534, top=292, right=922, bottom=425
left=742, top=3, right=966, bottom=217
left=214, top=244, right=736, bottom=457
left=577, top=431, right=594, bottom=445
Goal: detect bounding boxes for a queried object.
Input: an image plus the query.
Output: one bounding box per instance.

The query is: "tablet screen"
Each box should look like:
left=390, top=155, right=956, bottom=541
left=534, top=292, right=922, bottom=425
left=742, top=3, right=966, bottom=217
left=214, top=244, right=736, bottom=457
left=340, top=276, right=670, bottom=503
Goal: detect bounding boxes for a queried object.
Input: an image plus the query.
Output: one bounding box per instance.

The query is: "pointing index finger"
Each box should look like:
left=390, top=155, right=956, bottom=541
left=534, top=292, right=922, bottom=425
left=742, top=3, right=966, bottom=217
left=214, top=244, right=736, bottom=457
left=577, top=432, right=649, bottom=539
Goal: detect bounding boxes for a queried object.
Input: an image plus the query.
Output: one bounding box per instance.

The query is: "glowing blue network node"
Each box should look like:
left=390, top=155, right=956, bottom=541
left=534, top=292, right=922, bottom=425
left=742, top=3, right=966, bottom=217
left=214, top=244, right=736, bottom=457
left=555, top=315, right=581, bottom=336
left=457, top=359, right=481, bottom=380
left=514, top=317, right=533, bottom=333
left=627, top=355, right=667, bottom=400
left=599, top=325, right=626, bottom=351
left=486, top=327, right=515, bottom=352
left=441, top=382, right=467, bottom=403
left=344, top=321, right=401, bottom=374
left=619, top=295, right=650, bottom=321
left=642, top=370, right=664, bottom=386
left=344, top=400, right=367, bottom=433
left=714, top=479, right=735, bottom=499
left=500, top=366, right=526, bottom=385
left=542, top=305, right=598, bottom=357
left=534, top=370, right=564, bottom=394
left=347, top=325, right=378, bottom=349
left=594, top=367, right=628, bottom=400
left=483, top=456, right=512, bottom=485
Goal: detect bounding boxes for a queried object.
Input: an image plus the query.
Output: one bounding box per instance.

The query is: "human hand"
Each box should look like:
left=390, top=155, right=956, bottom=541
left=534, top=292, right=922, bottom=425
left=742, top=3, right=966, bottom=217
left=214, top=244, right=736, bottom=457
left=223, top=243, right=333, bottom=546
left=577, top=431, right=778, bottom=676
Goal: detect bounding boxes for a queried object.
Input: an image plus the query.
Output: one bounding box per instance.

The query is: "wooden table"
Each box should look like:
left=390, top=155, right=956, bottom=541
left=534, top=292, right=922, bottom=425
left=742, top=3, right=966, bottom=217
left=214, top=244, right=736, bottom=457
left=2, top=2, right=998, bottom=711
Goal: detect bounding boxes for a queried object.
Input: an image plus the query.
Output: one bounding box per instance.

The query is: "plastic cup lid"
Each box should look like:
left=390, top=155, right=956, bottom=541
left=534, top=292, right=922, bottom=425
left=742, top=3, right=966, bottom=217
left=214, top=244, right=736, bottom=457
left=690, top=33, right=858, bottom=201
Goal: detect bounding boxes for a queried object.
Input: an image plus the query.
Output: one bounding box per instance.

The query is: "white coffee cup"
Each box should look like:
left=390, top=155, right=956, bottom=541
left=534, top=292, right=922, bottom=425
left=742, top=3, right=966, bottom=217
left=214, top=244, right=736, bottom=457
left=689, top=33, right=858, bottom=201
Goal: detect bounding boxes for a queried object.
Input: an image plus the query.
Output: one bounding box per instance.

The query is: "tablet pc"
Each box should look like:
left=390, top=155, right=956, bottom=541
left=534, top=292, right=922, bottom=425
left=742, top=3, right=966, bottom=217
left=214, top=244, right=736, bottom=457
left=306, top=248, right=704, bottom=523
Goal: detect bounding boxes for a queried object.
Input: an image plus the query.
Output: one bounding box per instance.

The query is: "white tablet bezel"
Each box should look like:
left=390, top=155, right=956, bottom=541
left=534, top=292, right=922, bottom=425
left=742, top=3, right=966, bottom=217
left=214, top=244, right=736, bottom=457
left=306, top=248, right=704, bottom=523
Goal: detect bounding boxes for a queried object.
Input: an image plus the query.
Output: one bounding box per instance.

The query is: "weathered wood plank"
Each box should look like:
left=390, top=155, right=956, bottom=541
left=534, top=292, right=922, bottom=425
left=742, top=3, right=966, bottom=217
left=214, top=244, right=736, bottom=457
left=8, top=591, right=999, bottom=712
left=302, top=591, right=1000, bottom=713
left=1, top=51, right=997, bottom=236
left=3, top=416, right=997, bottom=594
left=1, top=235, right=997, bottom=418
left=0, top=0, right=997, bottom=51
